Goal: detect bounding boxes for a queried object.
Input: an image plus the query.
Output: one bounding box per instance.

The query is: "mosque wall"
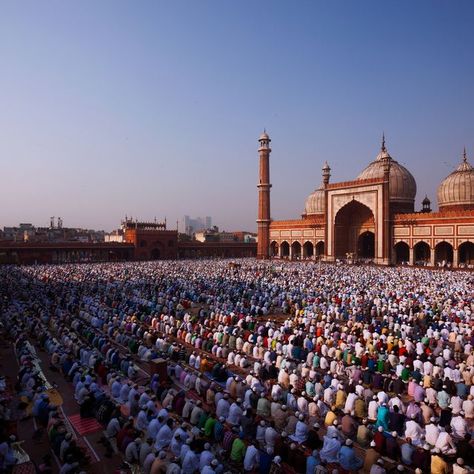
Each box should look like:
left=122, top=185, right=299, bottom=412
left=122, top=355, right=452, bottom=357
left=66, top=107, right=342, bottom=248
left=391, top=213, right=474, bottom=266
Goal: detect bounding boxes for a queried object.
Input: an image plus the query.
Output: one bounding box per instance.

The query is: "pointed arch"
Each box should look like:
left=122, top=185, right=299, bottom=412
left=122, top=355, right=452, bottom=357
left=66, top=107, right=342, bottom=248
left=334, top=200, right=375, bottom=258
left=394, top=241, right=409, bottom=264
left=291, top=241, right=302, bottom=259
left=414, top=241, right=431, bottom=265
left=303, top=241, right=314, bottom=258
left=434, top=241, right=453, bottom=266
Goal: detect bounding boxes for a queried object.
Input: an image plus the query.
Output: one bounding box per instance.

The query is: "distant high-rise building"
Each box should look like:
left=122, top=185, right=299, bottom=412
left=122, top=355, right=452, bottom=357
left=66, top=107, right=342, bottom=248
left=183, top=215, right=212, bottom=236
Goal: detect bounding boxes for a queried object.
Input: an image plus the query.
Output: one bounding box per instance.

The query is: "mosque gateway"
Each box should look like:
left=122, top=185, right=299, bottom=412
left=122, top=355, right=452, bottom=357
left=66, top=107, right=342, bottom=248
left=257, top=133, right=474, bottom=268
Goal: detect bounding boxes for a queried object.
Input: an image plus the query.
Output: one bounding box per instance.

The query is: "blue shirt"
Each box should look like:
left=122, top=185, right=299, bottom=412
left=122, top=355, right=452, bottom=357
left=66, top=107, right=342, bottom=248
left=306, top=455, right=319, bottom=474
left=338, top=446, right=362, bottom=471
left=401, top=443, right=414, bottom=465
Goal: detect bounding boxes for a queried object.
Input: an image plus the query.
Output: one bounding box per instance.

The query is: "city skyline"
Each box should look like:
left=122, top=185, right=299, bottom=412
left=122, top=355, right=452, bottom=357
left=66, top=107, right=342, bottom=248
left=1, top=1, right=474, bottom=232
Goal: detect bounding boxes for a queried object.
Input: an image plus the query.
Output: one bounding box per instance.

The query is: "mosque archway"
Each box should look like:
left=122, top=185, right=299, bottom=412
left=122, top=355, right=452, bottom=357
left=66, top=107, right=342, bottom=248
left=315, top=241, right=325, bottom=257
left=459, top=241, right=474, bottom=266
left=414, top=241, right=430, bottom=265
left=291, top=241, right=302, bottom=259
left=150, top=248, right=161, bottom=260
left=280, top=241, right=290, bottom=258
left=270, top=241, right=279, bottom=257
left=357, top=231, right=375, bottom=259
left=334, top=200, right=375, bottom=258
left=303, top=241, right=314, bottom=258
left=394, top=241, right=409, bottom=264
left=434, top=242, right=453, bottom=265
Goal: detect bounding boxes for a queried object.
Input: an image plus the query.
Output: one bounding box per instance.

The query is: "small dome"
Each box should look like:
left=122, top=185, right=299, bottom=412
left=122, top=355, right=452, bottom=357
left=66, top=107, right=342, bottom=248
left=259, top=131, right=270, bottom=141
left=422, top=195, right=431, bottom=205
left=357, top=143, right=417, bottom=204
left=305, top=186, right=325, bottom=215
left=437, top=150, right=474, bottom=210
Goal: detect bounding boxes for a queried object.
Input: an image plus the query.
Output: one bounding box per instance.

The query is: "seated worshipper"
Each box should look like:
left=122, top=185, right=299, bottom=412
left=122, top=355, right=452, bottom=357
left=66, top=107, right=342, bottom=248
left=257, top=393, right=271, bottom=418
left=385, top=432, right=401, bottom=460
left=338, top=439, right=363, bottom=472
left=375, top=403, right=389, bottom=431
left=230, top=432, right=247, bottom=464
left=400, top=438, right=415, bottom=466
left=319, top=432, right=341, bottom=464
left=287, top=443, right=307, bottom=473
left=430, top=449, right=449, bottom=474
left=199, top=442, right=214, bottom=471
left=125, top=438, right=142, bottom=466
left=304, top=423, right=323, bottom=450
left=388, top=405, right=405, bottom=436
left=0, top=436, right=19, bottom=471
left=434, top=426, right=457, bottom=455
left=373, top=426, right=386, bottom=454
left=341, top=410, right=358, bottom=439
left=155, top=418, right=174, bottom=450
left=452, top=458, right=469, bottom=474
left=290, top=414, right=309, bottom=444
left=240, top=409, right=256, bottom=439
left=363, top=441, right=380, bottom=473
left=79, top=393, right=95, bottom=418
left=243, top=441, right=259, bottom=472
left=357, top=418, right=372, bottom=447
left=412, top=444, right=431, bottom=473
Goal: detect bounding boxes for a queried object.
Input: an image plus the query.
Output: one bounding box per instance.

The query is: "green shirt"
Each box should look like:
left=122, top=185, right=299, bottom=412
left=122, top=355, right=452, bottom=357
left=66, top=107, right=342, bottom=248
left=230, top=438, right=246, bottom=462
left=204, top=417, right=216, bottom=437
left=198, top=412, right=209, bottom=430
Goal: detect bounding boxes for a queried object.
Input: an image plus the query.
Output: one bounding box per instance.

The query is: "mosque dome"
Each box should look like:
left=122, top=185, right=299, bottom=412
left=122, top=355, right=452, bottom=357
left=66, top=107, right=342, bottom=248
left=357, top=138, right=417, bottom=205
left=305, top=186, right=325, bottom=215
left=437, top=149, right=474, bottom=211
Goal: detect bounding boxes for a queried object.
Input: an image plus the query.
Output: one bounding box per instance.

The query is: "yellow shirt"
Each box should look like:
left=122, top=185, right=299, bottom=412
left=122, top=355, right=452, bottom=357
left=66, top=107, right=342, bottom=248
left=335, top=390, right=347, bottom=409
left=324, top=410, right=337, bottom=427
left=431, top=455, right=448, bottom=474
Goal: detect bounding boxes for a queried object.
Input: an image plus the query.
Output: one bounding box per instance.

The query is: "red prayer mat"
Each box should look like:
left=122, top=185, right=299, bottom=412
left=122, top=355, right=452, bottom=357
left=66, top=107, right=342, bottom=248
left=68, top=413, right=103, bottom=436
left=13, top=462, right=36, bottom=474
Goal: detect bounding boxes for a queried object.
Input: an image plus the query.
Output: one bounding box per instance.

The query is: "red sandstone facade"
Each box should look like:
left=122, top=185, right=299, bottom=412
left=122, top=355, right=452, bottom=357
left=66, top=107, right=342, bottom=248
left=0, top=242, right=135, bottom=265
left=123, top=219, right=178, bottom=260
left=258, top=134, right=474, bottom=268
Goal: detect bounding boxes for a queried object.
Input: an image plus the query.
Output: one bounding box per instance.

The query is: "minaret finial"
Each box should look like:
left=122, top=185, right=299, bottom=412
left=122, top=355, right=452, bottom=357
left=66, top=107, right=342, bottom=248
left=463, top=147, right=467, bottom=162
left=381, top=132, right=386, bottom=152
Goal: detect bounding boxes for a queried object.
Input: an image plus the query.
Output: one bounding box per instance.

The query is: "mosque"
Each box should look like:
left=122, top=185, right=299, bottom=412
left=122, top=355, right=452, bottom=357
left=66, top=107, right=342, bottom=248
left=256, top=132, right=474, bottom=267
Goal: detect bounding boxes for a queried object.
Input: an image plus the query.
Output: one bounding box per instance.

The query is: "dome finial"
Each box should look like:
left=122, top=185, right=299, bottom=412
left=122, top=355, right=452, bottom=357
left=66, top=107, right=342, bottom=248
left=381, top=132, right=386, bottom=152
left=463, top=147, right=467, bottom=163
left=258, top=129, right=270, bottom=142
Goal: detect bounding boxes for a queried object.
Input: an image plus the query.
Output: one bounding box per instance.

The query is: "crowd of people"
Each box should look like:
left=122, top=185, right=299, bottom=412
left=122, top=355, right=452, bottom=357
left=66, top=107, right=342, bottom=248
left=0, top=259, right=473, bottom=474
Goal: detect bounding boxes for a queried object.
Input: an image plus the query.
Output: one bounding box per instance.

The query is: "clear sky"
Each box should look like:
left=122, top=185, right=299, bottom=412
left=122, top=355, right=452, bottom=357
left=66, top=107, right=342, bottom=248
left=1, top=1, right=474, bottom=232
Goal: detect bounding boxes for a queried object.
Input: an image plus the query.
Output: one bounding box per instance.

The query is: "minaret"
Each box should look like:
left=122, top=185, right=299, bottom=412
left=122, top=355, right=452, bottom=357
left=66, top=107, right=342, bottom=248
left=322, top=161, right=331, bottom=188
left=381, top=134, right=391, bottom=265
left=257, top=131, right=272, bottom=259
